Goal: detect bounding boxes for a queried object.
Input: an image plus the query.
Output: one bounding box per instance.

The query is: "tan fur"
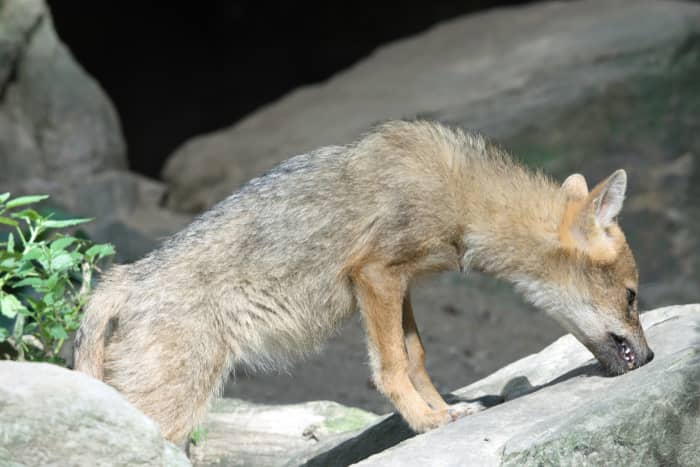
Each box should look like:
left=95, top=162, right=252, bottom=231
left=559, top=172, right=628, bottom=264
left=561, top=173, right=589, bottom=200
left=74, top=120, right=652, bottom=443
left=403, top=294, right=449, bottom=411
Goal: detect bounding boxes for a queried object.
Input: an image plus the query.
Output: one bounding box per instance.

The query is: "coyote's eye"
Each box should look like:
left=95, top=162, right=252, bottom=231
left=626, top=288, right=637, bottom=307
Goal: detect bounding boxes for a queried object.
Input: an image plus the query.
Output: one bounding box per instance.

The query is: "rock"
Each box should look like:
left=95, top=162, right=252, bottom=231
left=0, top=0, right=126, bottom=193
left=190, top=398, right=379, bottom=467
left=162, top=0, right=700, bottom=213
left=0, top=1, right=190, bottom=263
left=71, top=170, right=191, bottom=262
left=292, top=304, right=700, bottom=466
left=0, top=361, right=190, bottom=467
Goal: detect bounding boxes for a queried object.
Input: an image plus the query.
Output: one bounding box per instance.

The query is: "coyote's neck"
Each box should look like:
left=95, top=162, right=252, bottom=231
left=456, top=159, right=568, bottom=283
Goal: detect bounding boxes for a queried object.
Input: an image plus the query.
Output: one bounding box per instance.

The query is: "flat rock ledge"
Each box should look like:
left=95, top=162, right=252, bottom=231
left=347, top=304, right=700, bottom=466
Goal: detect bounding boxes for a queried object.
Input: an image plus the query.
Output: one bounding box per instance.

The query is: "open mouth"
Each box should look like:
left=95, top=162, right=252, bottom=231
left=611, top=334, right=636, bottom=369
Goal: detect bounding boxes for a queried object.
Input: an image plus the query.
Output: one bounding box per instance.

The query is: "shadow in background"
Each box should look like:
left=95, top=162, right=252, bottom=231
left=47, top=0, right=540, bottom=178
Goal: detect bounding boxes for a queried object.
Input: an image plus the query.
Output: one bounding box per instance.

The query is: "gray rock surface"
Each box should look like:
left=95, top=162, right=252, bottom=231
left=297, top=304, right=698, bottom=467
left=190, top=399, right=378, bottom=467
left=162, top=0, right=700, bottom=215
left=0, top=361, right=191, bottom=467
left=0, top=0, right=126, bottom=192
left=69, top=169, right=191, bottom=262
left=0, top=0, right=190, bottom=263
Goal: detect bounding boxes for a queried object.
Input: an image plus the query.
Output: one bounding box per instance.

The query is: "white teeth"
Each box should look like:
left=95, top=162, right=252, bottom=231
left=616, top=338, right=636, bottom=367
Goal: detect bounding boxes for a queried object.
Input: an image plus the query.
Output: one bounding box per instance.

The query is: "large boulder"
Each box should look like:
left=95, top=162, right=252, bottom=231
left=0, top=0, right=190, bottom=263
left=289, top=304, right=699, bottom=466
left=0, top=361, right=190, bottom=467
left=163, top=0, right=700, bottom=217
left=0, top=0, right=126, bottom=194
left=68, top=169, right=191, bottom=262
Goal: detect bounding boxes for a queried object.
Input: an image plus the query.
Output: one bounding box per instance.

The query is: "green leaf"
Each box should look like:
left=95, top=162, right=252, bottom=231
left=1, top=294, right=26, bottom=318
left=0, top=257, right=18, bottom=270
left=51, top=282, right=66, bottom=299
left=5, top=195, right=49, bottom=209
left=12, top=313, right=25, bottom=341
left=22, top=247, right=44, bottom=262
left=43, top=218, right=93, bottom=229
left=68, top=250, right=83, bottom=263
left=47, top=273, right=59, bottom=289
left=49, top=326, right=68, bottom=340
left=22, top=321, right=38, bottom=334
left=25, top=296, right=42, bottom=312
left=85, top=243, right=115, bottom=260
left=50, top=236, right=78, bottom=252
left=190, top=427, right=207, bottom=445
left=51, top=252, right=77, bottom=272
left=13, top=261, right=36, bottom=277
left=0, top=216, right=18, bottom=227
left=0, top=192, right=117, bottom=363
left=12, top=277, right=43, bottom=289
left=44, top=292, right=55, bottom=306
left=10, top=209, right=41, bottom=222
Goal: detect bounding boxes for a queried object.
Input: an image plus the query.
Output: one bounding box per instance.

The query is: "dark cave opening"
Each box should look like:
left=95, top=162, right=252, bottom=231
left=47, top=1, right=541, bottom=179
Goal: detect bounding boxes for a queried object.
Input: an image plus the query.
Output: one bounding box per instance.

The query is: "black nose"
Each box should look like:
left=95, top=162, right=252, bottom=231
left=646, top=349, right=655, bottom=363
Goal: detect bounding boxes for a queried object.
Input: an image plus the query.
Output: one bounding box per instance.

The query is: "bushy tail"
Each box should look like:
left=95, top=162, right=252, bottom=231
left=73, top=282, right=123, bottom=380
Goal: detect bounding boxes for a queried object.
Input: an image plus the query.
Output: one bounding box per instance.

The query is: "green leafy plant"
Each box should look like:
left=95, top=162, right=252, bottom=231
left=0, top=193, right=114, bottom=364
left=190, top=426, right=207, bottom=446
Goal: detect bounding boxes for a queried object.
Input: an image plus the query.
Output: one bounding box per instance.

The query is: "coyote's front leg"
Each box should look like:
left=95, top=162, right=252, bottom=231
left=352, top=263, right=470, bottom=432
left=403, top=293, right=485, bottom=419
left=402, top=294, right=449, bottom=411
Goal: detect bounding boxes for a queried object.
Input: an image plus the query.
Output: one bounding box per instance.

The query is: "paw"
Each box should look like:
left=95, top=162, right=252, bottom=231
left=408, top=408, right=453, bottom=433
left=406, top=402, right=485, bottom=433
left=447, top=401, right=485, bottom=420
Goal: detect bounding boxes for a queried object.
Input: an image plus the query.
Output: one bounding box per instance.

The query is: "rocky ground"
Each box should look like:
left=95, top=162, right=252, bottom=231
left=4, top=304, right=697, bottom=466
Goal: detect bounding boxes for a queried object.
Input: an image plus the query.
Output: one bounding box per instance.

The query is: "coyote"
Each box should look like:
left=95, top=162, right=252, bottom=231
left=75, top=120, right=653, bottom=444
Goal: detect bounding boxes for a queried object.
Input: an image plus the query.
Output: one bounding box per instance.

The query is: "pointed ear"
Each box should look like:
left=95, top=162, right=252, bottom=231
left=559, top=169, right=628, bottom=263
left=561, top=173, right=589, bottom=200
left=590, top=169, right=626, bottom=228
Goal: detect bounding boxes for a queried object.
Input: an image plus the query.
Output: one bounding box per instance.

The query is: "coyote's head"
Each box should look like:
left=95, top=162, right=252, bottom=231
left=526, top=169, right=654, bottom=375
